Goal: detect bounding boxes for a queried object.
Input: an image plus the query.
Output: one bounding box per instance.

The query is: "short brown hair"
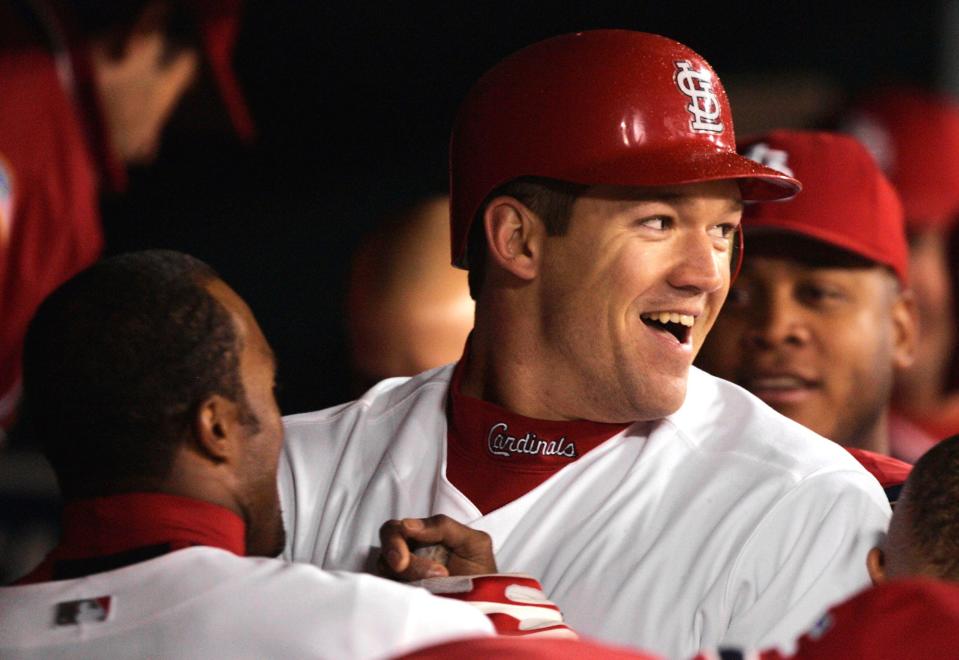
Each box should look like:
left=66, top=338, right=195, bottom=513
left=466, top=177, right=587, bottom=299
left=903, top=434, right=959, bottom=579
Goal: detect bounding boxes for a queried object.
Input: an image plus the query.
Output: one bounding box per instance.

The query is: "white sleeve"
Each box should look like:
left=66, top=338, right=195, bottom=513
left=719, top=469, right=889, bottom=654
left=372, top=579, right=497, bottom=658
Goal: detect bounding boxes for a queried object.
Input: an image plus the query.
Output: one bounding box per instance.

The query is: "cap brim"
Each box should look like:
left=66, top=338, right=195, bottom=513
left=195, top=1, right=255, bottom=142
left=559, top=146, right=801, bottom=202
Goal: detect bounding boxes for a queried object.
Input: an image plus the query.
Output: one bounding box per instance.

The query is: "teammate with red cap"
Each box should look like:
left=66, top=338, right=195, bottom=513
left=280, top=31, right=890, bottom=657
left=844, top=88, right=959, bottom=460
left=697, top=130, right=916, bottom=500
left=0, top=0, right=252, bottom=439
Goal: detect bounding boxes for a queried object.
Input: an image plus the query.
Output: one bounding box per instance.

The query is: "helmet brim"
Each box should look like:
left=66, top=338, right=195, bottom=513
left=552, top=147, right=801, bottom=202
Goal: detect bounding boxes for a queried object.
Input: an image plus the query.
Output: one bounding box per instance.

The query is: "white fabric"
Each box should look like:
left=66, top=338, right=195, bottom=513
left=279, top=365, right=890, bottom=659
left=0, top=546, right=493, bottom=660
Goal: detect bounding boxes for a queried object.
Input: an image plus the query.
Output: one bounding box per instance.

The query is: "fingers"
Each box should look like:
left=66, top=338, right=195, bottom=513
left=378, top=519, right=450, bottom=582
left=379, top=515, right=497, bottom=578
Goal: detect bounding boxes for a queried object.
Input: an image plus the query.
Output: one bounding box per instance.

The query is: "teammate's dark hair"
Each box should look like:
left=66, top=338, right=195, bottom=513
left=71, top=1, right=200, bottom=59
left=22, top=250, right=256, bottom=501
left=466, top=177, right=587, bottom=299
left=903, top=434, right=959, bottom=579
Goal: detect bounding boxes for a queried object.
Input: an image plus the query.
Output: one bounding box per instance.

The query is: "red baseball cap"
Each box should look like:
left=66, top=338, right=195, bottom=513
left=192, top=0, right=254, bottom=142
left=788, top=580, right=959, bottom=658
left=739, top=130, right=908, bottom=285
left=843, top=87, right=959, bottom=229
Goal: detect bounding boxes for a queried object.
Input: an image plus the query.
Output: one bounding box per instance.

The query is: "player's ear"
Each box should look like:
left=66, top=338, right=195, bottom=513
left=889, top=275, right=919, bottom=369
left=193, top=394, right=242, bottom=463
left=482, top=196, right=543, bottom=282
left=866, top=546, right=887, bottom=585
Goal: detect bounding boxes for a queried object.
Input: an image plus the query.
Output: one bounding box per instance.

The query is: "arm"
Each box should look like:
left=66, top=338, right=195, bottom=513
left=720, top=470, right=889, bottom=653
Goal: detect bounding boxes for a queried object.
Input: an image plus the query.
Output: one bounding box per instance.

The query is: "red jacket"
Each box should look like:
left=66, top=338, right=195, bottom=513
left=0, top=2, right=111, bottom=430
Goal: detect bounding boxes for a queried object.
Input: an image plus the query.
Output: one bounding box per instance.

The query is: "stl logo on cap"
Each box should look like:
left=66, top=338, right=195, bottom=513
left=674, top=61, right=724, bottom=134
left=742, top=142, right=794, bottom=177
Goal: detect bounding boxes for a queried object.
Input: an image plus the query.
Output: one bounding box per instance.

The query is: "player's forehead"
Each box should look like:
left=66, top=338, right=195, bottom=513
left=205, top=278, right=277, bottom=370
left=579, top=180, right=744, bottom=211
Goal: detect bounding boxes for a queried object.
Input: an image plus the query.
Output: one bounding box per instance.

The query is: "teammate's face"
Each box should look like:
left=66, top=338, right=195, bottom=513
left=698, top=256, right=902, bottom=448
left=535, top=180, right=741, bottom=422
left=208, top=280, right=286, bottom=557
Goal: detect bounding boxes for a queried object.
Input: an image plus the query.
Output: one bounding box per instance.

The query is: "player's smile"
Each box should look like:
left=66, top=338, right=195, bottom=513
left=640, top=310, right=696, bottom=346
left=742, top=368, right=821, bottom=406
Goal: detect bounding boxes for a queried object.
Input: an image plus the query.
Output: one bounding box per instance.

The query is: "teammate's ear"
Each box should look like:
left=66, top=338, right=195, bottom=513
left=193, top=394, right=240, bottom=463
left=483, top=196, right=542, bottom=282
left=866, top=546, right=887, bottom=585
left=890, top=287, right=918, bottom=370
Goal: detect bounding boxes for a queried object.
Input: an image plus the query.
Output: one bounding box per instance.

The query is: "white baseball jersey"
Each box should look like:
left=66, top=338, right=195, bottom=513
left=0, top=545, right=493, bottom=659
left=279, top=364, right=890, bottom=658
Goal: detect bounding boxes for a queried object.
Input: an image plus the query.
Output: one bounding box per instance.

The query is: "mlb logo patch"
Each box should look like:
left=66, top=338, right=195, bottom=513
left=54, top=596, right=113, bottom=626
left=0, top=154, right=14, bottom=244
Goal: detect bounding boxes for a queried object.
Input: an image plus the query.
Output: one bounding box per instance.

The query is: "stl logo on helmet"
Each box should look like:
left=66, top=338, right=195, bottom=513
left=674, top=61, right=724, bottom=134
left=742, top=143, right=794, bottom=177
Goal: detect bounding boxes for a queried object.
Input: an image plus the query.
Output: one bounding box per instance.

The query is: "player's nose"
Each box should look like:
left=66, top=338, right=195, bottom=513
left=742, top=297, right=809, bottom=349
left=669, top=231, right=724, bottom=294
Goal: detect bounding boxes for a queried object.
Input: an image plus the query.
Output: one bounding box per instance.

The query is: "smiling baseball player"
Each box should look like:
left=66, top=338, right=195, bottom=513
left=279, top=31, right=890, bottom=657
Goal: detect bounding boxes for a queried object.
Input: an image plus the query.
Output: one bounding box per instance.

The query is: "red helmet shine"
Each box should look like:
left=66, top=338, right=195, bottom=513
left=449, top=30, right=800, bottom=268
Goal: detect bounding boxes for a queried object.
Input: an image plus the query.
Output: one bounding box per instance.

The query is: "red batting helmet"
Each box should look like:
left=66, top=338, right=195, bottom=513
left=449, top=30, right=801, bottom=269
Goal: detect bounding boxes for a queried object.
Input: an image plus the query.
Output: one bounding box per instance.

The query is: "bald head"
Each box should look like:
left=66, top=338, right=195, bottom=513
left=348, top=196, right=474, bottom=390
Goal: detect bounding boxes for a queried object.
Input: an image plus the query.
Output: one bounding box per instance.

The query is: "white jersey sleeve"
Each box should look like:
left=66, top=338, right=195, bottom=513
left=719, top=468, right=886, bottom=653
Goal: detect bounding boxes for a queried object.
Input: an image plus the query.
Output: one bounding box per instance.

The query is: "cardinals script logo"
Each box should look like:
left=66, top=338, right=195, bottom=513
left=487, top=422, right=577, bottom=459
left=674, top=61, right=724, bottom=134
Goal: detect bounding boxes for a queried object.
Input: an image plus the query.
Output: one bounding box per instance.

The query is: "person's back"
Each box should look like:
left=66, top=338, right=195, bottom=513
left=1, top=543, right=492, bottom=660
left=0, top=250, right=496, bottom=659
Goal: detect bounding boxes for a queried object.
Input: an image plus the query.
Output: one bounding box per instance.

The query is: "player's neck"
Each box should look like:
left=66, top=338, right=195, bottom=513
left=849, top=411, right=891, bottom=456
left=463, top=318, right=582, bottom=421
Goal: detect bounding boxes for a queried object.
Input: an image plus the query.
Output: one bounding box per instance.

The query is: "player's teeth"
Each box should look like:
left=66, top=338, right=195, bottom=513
left=641, top=312, right=696, bottom=326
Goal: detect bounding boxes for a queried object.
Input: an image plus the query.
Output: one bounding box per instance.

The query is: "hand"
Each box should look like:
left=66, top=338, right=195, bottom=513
left=378, top=514, right=497, bottom=582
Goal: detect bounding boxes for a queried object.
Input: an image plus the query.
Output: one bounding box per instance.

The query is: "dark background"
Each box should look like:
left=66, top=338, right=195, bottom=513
left=103, top=1, right=942, bottom=416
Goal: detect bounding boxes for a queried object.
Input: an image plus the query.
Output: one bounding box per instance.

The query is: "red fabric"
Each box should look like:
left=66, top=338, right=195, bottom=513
left=193, top=0, right=255, bottom=142
left=740, top=130, right=909, bottom=285
left=446, top=358, right=629, bottom=514
left=0, top=2, right=106, bottom=430
left=396, top=636, right=658, bottom=660
left=888, top=411, right=939, bottom=463
left=438, top=574, right=559, bottom=612
left=788, top=579, right=959, bottom=658
left=848, top=87, right=959, bottom=229
left=845, top=447, right=912, bottom=488
left=16, top=492, right=245, bottom=584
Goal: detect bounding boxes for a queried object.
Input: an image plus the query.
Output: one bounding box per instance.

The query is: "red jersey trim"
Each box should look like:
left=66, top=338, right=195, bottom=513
left=446, top=353, right=630, bottom=514
left=16, top=492, right=245, bottom=584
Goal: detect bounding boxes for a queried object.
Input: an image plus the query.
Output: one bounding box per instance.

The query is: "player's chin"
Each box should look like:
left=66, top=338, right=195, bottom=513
left=627, top=378, right=688, bottom=421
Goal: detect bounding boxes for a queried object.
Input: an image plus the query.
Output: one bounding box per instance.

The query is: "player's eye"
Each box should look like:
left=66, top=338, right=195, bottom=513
left=637, top=215, right=671, bottom=231
left=797, top=282, right=845, bottom=307
left=708, top=222, right=737, bottom=239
